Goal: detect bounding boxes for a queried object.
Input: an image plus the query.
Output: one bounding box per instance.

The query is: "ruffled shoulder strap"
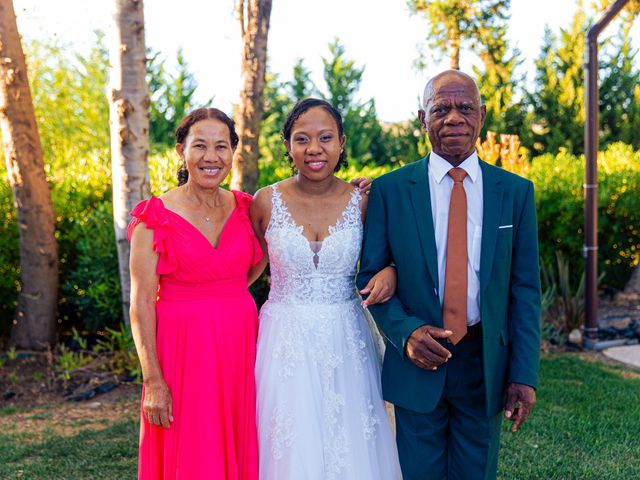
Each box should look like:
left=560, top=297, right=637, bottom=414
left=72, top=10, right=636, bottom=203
left=126, top=197, right=167, bottom=240
left=232, top=190, right=253, bottom=212
left=126, top=197, right=177, bottom=275
left=232, top=190, right=264, bottom=267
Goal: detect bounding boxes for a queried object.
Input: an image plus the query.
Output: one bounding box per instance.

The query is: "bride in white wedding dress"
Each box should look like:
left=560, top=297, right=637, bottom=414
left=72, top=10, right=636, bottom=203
left=251, top=98, right=402, bottom=480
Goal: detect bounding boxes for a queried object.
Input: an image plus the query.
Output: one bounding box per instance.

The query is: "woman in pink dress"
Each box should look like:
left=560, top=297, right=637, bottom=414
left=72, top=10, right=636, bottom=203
left=128, top=108, right=263, bottom=479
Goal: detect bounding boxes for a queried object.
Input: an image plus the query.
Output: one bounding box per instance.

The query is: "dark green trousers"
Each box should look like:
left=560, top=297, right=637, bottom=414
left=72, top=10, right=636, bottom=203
left=395, top=338, right=503, bottom=480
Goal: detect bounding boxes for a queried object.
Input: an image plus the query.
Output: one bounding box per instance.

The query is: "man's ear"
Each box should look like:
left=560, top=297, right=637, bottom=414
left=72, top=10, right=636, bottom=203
left=418, top=109, right=427, bottom=131
left=480, top=104, right=487, bottom=128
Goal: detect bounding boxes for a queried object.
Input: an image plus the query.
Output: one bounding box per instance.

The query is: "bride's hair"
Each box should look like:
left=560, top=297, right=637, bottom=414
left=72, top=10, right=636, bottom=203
left=281, top=98, right=348, bottom=173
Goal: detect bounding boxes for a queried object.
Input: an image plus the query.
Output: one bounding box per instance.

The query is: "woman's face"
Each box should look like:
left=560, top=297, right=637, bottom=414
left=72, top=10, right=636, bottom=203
left=176, top=119, right=234, bottom=188
left=284, top=106, right=345, bottom=180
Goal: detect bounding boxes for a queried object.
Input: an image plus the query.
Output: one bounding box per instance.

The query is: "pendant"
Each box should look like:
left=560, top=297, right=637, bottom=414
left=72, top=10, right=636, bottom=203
left=205, top=217, right=210, bottom=222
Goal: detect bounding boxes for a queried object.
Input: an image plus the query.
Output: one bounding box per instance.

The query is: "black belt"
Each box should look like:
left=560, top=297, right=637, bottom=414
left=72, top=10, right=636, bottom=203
left=447, top=322, right=482, bottom=343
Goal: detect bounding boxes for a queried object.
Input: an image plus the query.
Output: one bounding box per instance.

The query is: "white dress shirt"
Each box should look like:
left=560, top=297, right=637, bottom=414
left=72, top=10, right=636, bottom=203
left=428, top=150, right=483, bottom=326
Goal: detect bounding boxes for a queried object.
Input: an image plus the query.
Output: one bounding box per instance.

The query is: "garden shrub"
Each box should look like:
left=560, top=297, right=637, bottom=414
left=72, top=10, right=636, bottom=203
left=63, top=201, right=123, bottom=331
left=528, top=142, right=640, bottom=289
left=0, top=181, right=19, bottom=339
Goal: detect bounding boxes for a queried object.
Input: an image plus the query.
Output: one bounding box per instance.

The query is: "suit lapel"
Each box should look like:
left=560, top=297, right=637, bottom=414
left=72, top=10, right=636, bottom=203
left=409, top=155, right=439, bottom=289
left=479, top=161, right=504, bottom=294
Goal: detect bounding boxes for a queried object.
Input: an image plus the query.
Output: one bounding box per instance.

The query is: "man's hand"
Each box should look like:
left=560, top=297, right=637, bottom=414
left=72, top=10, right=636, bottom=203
left=405, top=325, right=452, bottom=371
left=504, top=382, right=536, bottom=432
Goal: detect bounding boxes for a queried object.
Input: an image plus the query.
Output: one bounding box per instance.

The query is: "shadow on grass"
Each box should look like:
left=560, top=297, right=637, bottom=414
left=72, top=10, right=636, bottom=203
left=0, top=418, right=138, bottom=479
left=499, top=354, right=640, bottom=479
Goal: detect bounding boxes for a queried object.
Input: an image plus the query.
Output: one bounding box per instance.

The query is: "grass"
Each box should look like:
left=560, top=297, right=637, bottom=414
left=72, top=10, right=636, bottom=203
left=498, top=354, right=640, bottom=479
left=0, top=353, right=638, bottom=479
left=0, top=418, right=137, bottom=479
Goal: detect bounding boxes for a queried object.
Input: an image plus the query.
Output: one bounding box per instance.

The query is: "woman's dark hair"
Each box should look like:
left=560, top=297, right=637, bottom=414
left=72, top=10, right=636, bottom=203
left=281, top=98, right=347, bottom=173
left=176, top=108, right=239, bottom=185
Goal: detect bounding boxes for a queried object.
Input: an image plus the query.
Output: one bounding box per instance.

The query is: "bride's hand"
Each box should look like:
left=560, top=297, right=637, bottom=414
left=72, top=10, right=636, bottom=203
left=349, top=176, right=373, bottom=195
left=360, top=265, right=397, bottom=307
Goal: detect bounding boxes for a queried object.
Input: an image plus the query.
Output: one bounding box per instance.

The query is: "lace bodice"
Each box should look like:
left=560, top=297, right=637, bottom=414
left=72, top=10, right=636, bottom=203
left=265, top=183, right=363, bottom=304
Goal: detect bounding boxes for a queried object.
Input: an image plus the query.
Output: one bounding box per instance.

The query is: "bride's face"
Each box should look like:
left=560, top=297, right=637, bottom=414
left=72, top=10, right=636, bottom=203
left=284, top=106, right=346, bottom=181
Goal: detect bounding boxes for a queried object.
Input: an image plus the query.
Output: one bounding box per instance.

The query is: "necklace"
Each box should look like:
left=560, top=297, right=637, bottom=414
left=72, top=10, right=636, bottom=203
left=204, top=216, right=210, bottom=222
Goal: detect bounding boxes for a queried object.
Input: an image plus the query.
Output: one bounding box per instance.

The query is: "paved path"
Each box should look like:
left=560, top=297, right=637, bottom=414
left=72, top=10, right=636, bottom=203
left=603, top=344, right=640, bottom=369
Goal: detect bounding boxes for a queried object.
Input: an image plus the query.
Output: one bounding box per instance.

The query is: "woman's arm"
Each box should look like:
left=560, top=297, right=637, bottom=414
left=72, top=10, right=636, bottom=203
left=247, top=187, right=271, bottom=286
left=360, top=265, right=396, bottom=307
left=129, top=223, right=173, bottom=429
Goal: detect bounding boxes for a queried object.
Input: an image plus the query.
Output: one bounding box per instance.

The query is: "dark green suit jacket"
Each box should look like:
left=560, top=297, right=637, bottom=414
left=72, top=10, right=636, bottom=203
left=357, top=155, right=541, bottom=417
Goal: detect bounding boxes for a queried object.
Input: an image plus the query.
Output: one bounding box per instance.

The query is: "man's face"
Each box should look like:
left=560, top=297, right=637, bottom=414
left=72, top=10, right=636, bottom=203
left=418, top=73, right=486, bottom=166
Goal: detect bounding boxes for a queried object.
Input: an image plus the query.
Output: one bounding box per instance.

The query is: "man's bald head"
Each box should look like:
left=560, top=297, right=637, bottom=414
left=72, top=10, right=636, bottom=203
left=418, top=70, right=486, bottom=166
left=422, top=70, right=481, bottom=108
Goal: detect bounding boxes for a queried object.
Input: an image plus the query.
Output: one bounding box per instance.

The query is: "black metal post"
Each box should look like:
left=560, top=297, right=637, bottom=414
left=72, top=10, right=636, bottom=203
left=584, top=0, right=630, bottom=343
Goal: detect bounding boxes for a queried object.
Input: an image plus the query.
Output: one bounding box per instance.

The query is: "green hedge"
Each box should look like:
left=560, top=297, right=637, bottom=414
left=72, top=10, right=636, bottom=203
left=528, top=142, right=640, bottom=289
left=0, top=143, right=638, bottom=335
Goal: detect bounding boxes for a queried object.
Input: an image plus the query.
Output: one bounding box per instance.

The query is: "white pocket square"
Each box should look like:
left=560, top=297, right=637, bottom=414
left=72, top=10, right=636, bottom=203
left=498, top=224, right=513, bottom=229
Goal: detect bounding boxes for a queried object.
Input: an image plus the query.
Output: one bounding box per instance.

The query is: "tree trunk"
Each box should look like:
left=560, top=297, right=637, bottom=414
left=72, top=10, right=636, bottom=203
left=0, top=1, right=59, bottom=350
left=449, top=25, right=460, bottom=70
left=230, top=0, right=273, bottom=194
left=108, top=0, right=150, bottom=326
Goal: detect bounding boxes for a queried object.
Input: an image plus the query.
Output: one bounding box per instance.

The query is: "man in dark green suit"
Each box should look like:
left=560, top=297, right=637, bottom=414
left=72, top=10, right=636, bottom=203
left=357, top=70, right=541, bottom=479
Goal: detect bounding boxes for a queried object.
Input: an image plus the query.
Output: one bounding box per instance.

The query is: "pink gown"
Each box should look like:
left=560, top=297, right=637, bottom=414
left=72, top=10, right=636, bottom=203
left=127, top=190, right=262, bottom=480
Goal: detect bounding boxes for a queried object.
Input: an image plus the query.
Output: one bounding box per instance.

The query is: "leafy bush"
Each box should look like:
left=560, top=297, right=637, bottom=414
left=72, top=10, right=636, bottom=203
left=0, top=181, right=19, bottom=339
left=63, top=201, right=123, bottom=330
left=149, top=149, right=181, bottom=196
left=528, top=142, right=640, bottom=289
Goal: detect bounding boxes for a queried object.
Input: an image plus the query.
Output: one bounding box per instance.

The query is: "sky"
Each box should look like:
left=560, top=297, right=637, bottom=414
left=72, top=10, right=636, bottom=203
left=12, top=0, right=639, bottom=123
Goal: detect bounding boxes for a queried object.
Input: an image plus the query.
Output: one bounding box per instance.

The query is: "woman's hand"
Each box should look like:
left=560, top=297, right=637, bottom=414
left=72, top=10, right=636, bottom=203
left=360, top=265, right=397, bottom=307
left=350, top=176, right=373, bottom=195
left=143, top=379, right=173, bottom=429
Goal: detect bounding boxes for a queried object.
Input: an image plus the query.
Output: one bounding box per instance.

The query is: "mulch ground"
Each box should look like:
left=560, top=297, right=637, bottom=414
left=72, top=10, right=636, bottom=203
left=0, top=352, right=141, bottom=436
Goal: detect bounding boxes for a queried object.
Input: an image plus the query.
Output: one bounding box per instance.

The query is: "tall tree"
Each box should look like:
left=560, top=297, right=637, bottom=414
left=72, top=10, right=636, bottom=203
left=230, top=0, right=273, bottom=194
left=599, top=11, right=640, bottom=149
left=408, top=0, right=510, bottom=70
left=27, top=34, right=110, bottom=165
left=322, top=40, right=384, bottom=166
left=258, top=69, right=292, bottom=178
left=472, top=21, right=525, bottom=137
left=527, top=2, right=587, bottom=155
left=108, top=0, right=151, bottom=326
left=148, top=48, right=202, bottom=148
left=289, top=59, right=315, bottom=102
left=0, top=0, right=59, bottom=349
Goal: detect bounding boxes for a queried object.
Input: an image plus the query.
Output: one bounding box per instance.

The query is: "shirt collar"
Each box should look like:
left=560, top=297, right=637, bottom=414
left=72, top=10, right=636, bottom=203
left=429, top=150, right=480, bottom=184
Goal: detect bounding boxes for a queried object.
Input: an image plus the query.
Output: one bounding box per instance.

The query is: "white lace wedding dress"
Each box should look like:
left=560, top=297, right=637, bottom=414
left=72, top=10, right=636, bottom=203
left=255, top=184, right=402, bottom=480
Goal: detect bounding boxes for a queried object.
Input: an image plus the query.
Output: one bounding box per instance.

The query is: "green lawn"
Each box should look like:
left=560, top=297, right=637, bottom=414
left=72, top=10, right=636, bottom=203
left=499, top=354, right=640, bottom=479
left=0, top=353, right=638, bottom=479
left=0, top=418, right=137, bottom=479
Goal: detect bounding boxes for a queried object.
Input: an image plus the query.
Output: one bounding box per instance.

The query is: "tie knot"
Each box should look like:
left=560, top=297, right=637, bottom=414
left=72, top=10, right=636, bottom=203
left=448, top=168, right=467, bottom=183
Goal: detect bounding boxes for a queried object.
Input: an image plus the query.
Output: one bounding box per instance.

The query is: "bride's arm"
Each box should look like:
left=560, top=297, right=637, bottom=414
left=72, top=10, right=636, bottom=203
left=359, top=265, right=396, bottom=307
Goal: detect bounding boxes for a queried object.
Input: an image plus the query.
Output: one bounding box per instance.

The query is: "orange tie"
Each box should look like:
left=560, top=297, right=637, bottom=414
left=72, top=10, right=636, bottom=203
left=443, top=168, right=468, bottom=345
